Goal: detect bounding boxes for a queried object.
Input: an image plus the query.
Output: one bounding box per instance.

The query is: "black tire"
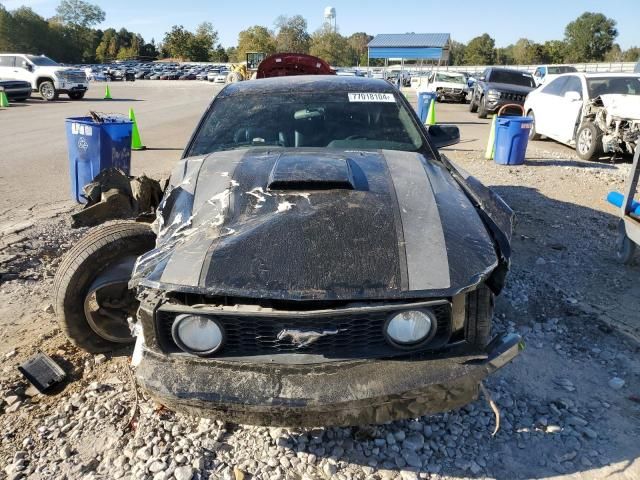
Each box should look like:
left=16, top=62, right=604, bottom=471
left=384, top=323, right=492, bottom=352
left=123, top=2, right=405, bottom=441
left=469, top=96, right=478, bottom=113
left=53, top=222, right=156, bottom=352
left=38, top=80, right=58, bottom=101
left=528, top=110, right=541, bottom=140
left=465, top=285, right=494, bottom=350
left=616, top=220, right=637, bottom=265
left=477, top=96, right=488, bottom=119
left=576, top=122, right=603, bottom=161
left=68, top=92, right=85, bottom=100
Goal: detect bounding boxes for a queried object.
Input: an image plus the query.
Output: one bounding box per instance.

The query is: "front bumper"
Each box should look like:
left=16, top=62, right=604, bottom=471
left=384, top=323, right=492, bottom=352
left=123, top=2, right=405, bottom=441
left=486, top=97, right=525, bottom=113
left=57, top=84, right=88, bottom=94
left=135, top=333, right=523, bottom=427
left=437, top=90, right=467, bottom=102
left=1, top=87, right=31, bottom=100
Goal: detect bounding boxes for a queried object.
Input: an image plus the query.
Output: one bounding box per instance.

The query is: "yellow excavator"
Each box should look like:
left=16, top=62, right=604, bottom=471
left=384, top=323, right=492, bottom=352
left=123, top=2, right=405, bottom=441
left=225, top=52, right=267, bottom=83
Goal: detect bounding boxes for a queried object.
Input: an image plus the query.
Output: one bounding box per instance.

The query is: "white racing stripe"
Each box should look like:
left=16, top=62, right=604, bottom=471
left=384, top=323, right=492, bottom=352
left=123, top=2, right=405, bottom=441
left=384, top=151, right=451, bottom=290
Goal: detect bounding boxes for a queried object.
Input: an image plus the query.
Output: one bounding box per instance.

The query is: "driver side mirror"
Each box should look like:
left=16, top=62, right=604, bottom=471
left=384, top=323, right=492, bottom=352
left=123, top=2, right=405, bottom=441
left=427, top=124, right=460, bottom=149
left=22, top=62, right=32, bottom=72
left=564, top=91, right=581, bottom=102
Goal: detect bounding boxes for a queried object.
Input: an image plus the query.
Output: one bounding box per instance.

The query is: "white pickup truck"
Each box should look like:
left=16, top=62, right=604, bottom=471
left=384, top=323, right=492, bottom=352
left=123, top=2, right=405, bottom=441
left=0, top=53, right=88, bottom=101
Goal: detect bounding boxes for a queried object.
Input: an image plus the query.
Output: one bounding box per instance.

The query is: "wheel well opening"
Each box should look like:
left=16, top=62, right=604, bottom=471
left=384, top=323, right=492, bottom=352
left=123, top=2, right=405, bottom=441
left=37, top=77, right=53, bottom=87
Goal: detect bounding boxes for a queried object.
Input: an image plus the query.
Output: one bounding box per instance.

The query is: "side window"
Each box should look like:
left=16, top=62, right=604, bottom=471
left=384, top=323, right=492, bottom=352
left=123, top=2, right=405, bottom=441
left=563, top=76, right=583, bottom=98
left=17, top=56, right=29, bottom=69
left=0, top=56, right=16, bottom=67
left=482, top=69, right=490, bottom=81
left=542, top=77, right=568, bottom=96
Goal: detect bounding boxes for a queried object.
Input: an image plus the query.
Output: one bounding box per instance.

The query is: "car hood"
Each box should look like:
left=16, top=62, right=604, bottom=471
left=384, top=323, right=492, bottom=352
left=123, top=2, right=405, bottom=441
left=131, top=148, right=501, bottom=300
left=488, top=82, right=535, bottom=94
left=599, top=94, right=640, bottom=120
left=34, top=66, right=80, bottom=74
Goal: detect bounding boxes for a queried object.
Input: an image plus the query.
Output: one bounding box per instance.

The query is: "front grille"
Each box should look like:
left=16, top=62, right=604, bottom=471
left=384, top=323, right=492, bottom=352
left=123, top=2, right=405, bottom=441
left=65, top=71, right=87, bottom=83
left=443, top=87, right=463, bottom=94
left=156, top=303, right=452, bottom=359
left=501, top=92, right=525, bottom=103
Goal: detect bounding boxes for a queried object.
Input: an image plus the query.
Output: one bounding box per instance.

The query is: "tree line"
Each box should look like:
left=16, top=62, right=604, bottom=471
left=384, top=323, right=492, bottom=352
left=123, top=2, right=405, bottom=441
left=453, top=13, right=639, bottom=66
left=1, top=2, right=638, bottom=66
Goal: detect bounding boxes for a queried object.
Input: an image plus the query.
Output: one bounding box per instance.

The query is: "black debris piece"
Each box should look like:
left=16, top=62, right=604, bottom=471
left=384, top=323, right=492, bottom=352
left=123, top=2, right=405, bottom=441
left=18, top=352, right=67, bottom=393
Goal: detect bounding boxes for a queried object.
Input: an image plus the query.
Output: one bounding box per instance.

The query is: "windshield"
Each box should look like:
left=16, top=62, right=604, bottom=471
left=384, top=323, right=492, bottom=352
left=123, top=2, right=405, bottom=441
left=435, top=73, right=465, bottom=84
left=187, top=91, right=425, bottom=156
left=587, top=77, right=640, bottom=97
left=26, top=55, right=59, bottom=67
left=548, top=66, right=577, bottom=75
left=490, top=70, right=535, bottom=88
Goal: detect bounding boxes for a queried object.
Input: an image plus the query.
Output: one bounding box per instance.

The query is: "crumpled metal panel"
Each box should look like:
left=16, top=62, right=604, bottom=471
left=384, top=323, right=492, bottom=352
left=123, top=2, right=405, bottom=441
left=131, top=148, right=503, bottom=300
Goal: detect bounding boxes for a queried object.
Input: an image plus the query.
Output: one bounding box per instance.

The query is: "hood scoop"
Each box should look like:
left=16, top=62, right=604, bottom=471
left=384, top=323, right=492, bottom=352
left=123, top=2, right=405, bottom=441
left=267, top=152, right=355, bottom=191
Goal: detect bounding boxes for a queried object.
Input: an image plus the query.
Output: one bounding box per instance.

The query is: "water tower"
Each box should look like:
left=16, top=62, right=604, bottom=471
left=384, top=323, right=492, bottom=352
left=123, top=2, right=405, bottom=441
left=324, top=6, right=337, bottom=32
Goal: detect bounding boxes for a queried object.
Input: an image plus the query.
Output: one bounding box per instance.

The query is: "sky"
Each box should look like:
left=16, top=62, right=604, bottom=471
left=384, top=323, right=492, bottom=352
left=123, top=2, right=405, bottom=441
left=3, top=0, right=640, bottom=49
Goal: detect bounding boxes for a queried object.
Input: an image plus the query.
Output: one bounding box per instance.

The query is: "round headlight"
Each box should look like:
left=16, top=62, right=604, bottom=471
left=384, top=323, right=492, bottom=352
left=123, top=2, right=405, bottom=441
left=171, top=315, right=224, bottom=355
left=385, top=310, right=435, bottom=347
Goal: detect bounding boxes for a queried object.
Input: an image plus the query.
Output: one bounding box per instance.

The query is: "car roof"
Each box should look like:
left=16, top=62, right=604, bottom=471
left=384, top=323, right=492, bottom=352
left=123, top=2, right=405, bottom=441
left=487, top=67, right=533, bottom=75
left=218, top=75, right=395, bottom=98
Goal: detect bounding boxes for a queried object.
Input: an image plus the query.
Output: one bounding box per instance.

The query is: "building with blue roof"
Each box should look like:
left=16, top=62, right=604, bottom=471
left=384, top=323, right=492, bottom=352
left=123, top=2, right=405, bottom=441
left=367, top=33, right=451, bottom=65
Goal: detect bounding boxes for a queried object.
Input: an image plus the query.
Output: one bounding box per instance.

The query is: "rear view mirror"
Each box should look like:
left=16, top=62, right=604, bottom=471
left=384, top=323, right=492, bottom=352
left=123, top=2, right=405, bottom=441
left=428, top=124, right=460, bottom=149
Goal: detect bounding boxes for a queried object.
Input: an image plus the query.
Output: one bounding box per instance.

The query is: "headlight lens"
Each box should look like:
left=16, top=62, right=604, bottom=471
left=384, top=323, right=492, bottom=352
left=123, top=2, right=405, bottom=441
left=487, top=89, right=501, bottom=98
left=171, top=315, right=224, bottom=355
left=386, top=310, right=435, bottom=346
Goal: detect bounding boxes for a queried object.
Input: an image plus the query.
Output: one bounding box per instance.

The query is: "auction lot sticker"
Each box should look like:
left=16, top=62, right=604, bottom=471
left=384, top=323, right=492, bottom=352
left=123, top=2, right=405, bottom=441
left=348, top=92, right=395, bottom=102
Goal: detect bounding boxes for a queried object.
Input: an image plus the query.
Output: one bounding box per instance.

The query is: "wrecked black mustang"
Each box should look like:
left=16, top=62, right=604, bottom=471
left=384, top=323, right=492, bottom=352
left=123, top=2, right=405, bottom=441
left=55, top=76, right=521, bottom=426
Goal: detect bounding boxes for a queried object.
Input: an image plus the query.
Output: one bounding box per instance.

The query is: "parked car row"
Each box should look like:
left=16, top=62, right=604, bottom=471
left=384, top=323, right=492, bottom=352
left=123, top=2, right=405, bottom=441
left=466, top=66, right=640, bottom=160
left=82, top=62, right=230, bottom=83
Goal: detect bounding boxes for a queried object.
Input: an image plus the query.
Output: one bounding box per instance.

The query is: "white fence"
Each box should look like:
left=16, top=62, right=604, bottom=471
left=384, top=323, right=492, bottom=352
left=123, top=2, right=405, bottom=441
left=420, top=62, right=638, bottom=75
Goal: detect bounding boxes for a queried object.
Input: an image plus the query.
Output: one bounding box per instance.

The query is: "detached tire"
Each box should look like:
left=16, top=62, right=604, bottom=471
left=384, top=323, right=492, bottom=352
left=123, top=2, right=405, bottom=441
left=54, top=222, right=156, bottom=352
left=465, top=285, right=494, bottom=350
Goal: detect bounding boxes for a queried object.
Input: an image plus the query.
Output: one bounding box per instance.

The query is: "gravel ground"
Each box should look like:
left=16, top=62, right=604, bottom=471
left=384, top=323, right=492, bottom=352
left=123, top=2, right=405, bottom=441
left=1, top=130, right=639, bottom=479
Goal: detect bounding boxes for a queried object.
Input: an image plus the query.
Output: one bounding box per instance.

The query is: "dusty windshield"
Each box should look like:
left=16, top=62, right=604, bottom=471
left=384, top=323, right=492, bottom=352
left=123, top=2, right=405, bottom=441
left=435, top=73, right=465, bottom=84
left=188, top=91, right=425, bottom=155
left=587, top=77, right=640, bottom=97
left=26, top=55, right=59, bottom=67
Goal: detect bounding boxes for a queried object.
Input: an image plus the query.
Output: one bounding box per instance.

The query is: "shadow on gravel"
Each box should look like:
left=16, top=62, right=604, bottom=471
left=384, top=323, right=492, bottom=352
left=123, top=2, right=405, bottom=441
left=523, top=159, right=619, bottom=169
left=493, top=184, right=638, bottom=333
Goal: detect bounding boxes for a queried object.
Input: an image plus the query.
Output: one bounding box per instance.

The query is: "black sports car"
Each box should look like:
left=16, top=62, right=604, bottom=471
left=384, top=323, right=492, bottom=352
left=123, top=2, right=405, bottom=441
left=55, top=75, right=521, bottom=426
left=0, top=79, right=31, bottom=101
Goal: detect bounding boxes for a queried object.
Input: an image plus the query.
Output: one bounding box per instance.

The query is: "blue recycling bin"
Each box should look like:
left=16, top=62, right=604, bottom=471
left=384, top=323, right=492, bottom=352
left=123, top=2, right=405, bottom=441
left=65, top=116, right=133, bottom=203
left=494, top=115, right=533, bottom=166
left=416, top=91, right=437, bottom=123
